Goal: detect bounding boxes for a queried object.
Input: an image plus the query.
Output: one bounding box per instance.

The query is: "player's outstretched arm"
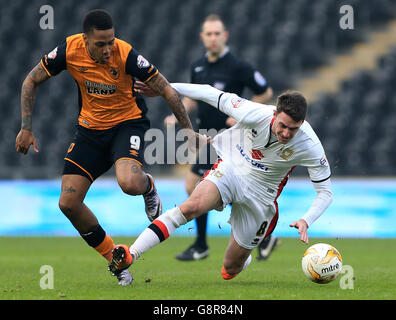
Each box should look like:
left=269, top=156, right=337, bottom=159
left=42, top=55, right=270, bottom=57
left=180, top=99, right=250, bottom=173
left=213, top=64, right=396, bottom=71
left=171, top=83, right=223, bottom=108
left=146, top=74, right=208, bottom=151
left=135, top=81, right=220, bottom=115
left=146, top=73, right=193, bottom=131
left=134, top=80, right=198, bottom=127
left=16, top=63, right=50, bottom=154
left=290, top=178, right=332, bottom=244
left=171, top=83, right=273, bottom=127
left=163, top=98, right=198, bottom=128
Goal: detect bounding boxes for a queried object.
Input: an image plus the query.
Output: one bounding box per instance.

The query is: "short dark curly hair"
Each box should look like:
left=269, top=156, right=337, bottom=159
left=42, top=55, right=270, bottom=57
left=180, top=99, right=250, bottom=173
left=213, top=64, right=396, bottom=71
left=83, top=9, right=113, bottom=34
left=276, top=90, right=307, bottom=122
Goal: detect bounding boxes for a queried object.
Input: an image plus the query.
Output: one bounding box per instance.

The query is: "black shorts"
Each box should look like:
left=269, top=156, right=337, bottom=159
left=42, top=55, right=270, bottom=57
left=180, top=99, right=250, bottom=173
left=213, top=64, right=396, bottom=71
left=191, top=143, right=219, bottom=177
left=63, top=118, right=150, bottom=182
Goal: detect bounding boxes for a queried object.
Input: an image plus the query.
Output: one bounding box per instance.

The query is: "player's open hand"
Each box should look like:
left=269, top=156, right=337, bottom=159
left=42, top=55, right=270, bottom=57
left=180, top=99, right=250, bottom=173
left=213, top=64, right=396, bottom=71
left=289, top=219, right=309, bottom=244
left=134, top=81, right=158, bottom=97
left=15, top=129, right=39, bottom=154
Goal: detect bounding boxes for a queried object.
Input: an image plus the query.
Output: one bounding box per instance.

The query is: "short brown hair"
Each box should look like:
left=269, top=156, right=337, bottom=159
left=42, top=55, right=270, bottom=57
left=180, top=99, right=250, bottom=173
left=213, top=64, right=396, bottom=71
left=276, top=90, right=307, bottom=122
left=201, top=14, right=227, bottom=31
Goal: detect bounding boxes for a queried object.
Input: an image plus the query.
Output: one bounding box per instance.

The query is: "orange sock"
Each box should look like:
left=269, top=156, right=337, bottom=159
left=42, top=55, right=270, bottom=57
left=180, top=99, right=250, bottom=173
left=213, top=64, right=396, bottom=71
left=94, top=235, right=115, bottom=262
left=221, top=266, right=238, bottom=280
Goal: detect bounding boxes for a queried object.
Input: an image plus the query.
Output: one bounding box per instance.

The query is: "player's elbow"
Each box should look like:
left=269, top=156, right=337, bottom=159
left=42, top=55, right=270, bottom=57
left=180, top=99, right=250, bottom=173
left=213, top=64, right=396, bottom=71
left=22, top=76, right=36, bottom=91
left=23, top=73, right=45, bottom=94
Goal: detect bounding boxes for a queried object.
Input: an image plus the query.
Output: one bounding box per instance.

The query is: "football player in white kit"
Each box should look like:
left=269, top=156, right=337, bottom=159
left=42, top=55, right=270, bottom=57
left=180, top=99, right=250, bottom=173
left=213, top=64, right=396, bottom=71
left=108, top=83, right=333, bottom=281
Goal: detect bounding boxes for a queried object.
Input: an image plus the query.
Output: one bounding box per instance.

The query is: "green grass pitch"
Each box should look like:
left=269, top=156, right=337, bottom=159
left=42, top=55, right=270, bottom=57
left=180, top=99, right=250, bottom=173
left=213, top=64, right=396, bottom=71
left=0, top=237, right=395, bottom=300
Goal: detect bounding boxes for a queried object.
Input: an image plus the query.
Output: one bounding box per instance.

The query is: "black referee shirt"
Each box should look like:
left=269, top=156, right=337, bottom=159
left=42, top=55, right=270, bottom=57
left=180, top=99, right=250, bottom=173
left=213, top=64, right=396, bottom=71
left=190, top=49, right=268, bottom=132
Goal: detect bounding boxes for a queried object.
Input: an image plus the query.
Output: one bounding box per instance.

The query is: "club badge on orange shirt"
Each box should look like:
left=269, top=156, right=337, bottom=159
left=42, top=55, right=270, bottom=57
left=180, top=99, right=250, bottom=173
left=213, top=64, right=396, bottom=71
left=109, top=67, right=120, bottom=80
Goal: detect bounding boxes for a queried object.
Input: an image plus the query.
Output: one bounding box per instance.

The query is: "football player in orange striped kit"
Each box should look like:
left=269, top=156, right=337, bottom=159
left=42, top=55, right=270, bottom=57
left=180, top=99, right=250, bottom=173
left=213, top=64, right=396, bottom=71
left=15, top=9, right=202, bottom=286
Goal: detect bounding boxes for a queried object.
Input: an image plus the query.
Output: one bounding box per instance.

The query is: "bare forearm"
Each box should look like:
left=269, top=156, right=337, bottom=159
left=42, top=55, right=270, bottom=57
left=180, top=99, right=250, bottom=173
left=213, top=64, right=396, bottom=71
left=20, top=63, right=50, bottom=131
left=148, top=74, right=193, bottom=129
left=164, top=92, right=193, bottom=129
left=21, top=78, right=38, bottom=131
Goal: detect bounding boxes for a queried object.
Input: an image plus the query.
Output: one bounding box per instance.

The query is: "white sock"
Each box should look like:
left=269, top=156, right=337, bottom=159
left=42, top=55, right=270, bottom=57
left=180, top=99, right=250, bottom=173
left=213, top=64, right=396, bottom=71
left=242, top=254, right=252, bottom=271
left=129, top=207, right=187, bottom=261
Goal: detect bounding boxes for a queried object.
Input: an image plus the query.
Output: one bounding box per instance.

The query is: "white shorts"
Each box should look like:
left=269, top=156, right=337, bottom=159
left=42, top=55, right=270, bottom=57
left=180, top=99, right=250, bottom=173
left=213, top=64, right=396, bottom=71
left=202, top=160, right=279, bottom=250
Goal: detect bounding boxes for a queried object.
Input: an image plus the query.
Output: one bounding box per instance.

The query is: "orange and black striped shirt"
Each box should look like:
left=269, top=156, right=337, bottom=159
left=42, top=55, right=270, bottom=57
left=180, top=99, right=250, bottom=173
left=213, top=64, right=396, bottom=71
left=41, top=33, right=158, bottom=130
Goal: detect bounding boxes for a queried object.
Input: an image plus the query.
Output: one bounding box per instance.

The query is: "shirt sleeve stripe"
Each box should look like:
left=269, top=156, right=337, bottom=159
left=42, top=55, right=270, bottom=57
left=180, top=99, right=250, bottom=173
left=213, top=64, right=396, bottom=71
left=143, top=70, right=159, bottom=83
left=217, top=93, right=224, bottom=110
left=40, top=60, right=52, bottom=77
left=311, top=175, right=331, bottom=183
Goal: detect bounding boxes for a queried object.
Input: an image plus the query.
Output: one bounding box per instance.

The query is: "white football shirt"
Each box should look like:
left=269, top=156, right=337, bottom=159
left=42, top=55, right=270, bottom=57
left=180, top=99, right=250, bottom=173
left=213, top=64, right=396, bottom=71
left=211, top=92, right=331, bottom=204
left=171, top=83, right=331, bottom=206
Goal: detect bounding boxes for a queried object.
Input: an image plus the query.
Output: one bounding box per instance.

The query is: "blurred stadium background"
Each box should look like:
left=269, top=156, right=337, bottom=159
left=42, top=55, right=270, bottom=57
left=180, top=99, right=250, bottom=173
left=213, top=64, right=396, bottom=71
left=1, top=0, right=395, bottom=237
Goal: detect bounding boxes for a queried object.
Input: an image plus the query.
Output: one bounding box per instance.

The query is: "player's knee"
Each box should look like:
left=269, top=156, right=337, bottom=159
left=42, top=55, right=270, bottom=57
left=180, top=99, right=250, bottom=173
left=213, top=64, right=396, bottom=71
left=118, top=177, right=146, bottom=196
left=180, top=198, right=204, bottom=220
left=58, top=197, right=80, bottom=217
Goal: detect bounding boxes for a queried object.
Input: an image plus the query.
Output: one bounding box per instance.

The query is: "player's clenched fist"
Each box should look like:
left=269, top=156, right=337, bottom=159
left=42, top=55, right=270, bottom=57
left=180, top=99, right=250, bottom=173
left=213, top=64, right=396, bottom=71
left=15, top=129, right=39, bottom=154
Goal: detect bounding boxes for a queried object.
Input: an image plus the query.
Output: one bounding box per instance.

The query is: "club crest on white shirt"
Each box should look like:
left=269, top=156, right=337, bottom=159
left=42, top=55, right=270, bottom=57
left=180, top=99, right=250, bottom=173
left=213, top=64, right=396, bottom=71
left=320, top=155, right=328, bottom=166
left=231, top=97, right=245, bottom=109
left=278, top=147, right=294, bottom=160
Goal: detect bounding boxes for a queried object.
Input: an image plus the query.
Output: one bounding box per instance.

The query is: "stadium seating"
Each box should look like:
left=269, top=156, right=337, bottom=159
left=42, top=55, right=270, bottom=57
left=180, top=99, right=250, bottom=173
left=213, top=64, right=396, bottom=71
left=1, top=0, right=395, bottom=178
left=306, top=46, right=396, bottom=176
